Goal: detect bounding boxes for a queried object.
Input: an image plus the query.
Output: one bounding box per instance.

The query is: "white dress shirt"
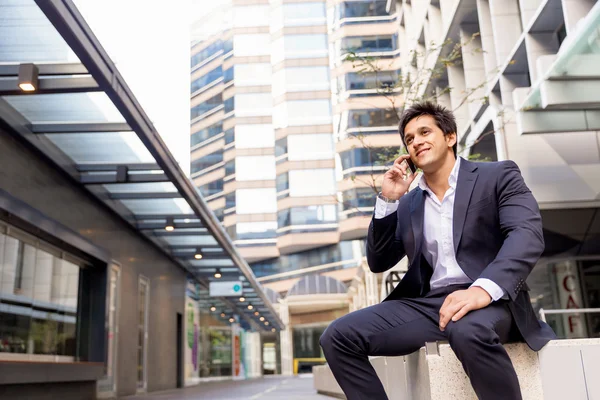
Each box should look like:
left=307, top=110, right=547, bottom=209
left=374, top=157, right=505, bottom=301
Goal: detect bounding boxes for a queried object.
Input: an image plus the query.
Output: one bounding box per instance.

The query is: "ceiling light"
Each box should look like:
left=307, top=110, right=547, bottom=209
left=229, top=317, right=235, bottom=323
left=247, top=304, right=253, bottom=310
left=264, top=321, right=269, bottom=326
left=260, top=317, right=265, bottom=321
left=210, top=305, right=216, bottom=312
left=271, top=328, right=276, bottom=332
left=194, top=248, right=203, bottom=260
left=214, top=269, right=222, bottom=279
left=254, top=311, right=259, bottom=316
left=165, top=217, right=175, bottom=231
left=239, top=297, right=245, bottom=302
left=220, top=312, right=226, bottom=318
left=18, top=63, right=38, bottom=92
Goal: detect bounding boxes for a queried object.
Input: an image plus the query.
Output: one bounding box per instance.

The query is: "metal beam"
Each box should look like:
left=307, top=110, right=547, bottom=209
left=80, top=172, right=169, bottom=184
left=0, top=76, right=99, bottom=95
left=517, top=110, right=600, bottom=134
left=134, top=214, right=197, bottom=220
left=150, top=230, right=209, bottom=237
left=32, top=122, right=131, bottom=134
left=77, top=163, right=160, bottom=172
left=0, top=62, right=88, bottom=76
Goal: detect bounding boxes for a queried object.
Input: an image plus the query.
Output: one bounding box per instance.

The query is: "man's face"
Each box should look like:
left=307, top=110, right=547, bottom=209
left=403, top=115, right=456, bottom=172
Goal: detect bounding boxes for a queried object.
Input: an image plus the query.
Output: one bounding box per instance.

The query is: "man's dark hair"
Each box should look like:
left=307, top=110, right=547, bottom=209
left=398, top=101, right=457, bottom=157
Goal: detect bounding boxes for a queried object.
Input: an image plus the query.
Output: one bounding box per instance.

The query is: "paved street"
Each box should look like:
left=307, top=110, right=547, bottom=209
left=125, top=375, right=332, bottom=400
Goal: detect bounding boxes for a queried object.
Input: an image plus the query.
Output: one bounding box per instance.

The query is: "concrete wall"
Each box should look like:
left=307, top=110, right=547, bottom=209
left=0, top=127, right=187, bottom=397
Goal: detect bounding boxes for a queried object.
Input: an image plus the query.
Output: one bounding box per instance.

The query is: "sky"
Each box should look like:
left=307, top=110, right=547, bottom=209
left=71, top=0, right=216, bottom=176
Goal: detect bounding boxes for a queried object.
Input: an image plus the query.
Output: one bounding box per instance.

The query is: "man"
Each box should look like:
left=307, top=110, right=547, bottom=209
left=320, top=102, right=556, bottom=400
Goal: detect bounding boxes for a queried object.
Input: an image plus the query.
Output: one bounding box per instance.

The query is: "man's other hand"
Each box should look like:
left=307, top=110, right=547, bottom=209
left=438, top=287, right=492, bottom=331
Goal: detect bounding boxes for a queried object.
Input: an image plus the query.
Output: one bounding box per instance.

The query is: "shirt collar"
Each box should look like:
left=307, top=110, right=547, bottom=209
left=418, top=157, right=461, bottom=193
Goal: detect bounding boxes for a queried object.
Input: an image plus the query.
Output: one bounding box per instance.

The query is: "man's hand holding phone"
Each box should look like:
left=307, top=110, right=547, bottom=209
left=381, top=155, right=417, bottom=201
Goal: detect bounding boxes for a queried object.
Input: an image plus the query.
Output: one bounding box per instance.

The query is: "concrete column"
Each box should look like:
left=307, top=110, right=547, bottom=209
left=519, top=0, right=544, bottom=28
left=427, top=3, right=443, bottom=45
left=460, top=23, right=487, bottom=119
left=561, top=0, right=596, bottom=33
left=436, top=86, right=452, bottom=110
left=440, top=0, right=459, bottom=28
left=279, top=301, right=294, bottom=376
left=489, top=0, right=523, bottom=66
left=364, top=265, right=379, bottom=306
left=447, top=64, right=470, bottom=135
left=246, top=332, right=262, bottom=378
left=357, top=281, right=366, bottom=309
left=476, top=0, right=499, bottom=78
left=525, top=32, right=560, bottom=83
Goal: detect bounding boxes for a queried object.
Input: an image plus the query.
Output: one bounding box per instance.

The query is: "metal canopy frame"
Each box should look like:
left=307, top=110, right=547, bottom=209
left=0, top=0, right=283, bottom=331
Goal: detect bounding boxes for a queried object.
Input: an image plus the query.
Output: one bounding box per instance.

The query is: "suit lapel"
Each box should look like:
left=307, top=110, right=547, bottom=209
left=453, top=160, right=478, bottom=253
left=410, top=188, right=426, bottom=259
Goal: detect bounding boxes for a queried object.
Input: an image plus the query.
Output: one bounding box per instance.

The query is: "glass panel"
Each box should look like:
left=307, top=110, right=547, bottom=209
left=334, top=0, right=394, bottom=20
left=191, top=93, right=222, bottom=120
left=236, top=222, right=277, bottom=240
left=348, top=109, right=397, bottom=128
left=235, top=156, right=275, bottom=181
left=4, top=92, right=125, bottom=123
left=191, top=122, right=223, bottom=148
left=0, top=0, right=80, bottom=63
left=0, top=230, right=80, bottom=358
left=119, top=198, right=193, bottom=215
left=198, top=180, right=224, bottom=197
left=282, top=2, right=326, bottom=26
left=191, top=40, right=225, bottom=69
left=289, top=169, right=336, bottom=196
left=233, top=34, right=271, bottom=57
left=137, top=278, right=148, bottom=389
left=191, top=150, right=223, bottom=175
left=272, top=34, right=328, bottom=64
left=191, top=66, right=223, bottom=93
left=102, top=182, right=178, bottom=194
left=293, top=326, right=326, bottom=359
left=278, top=205, right=337, bottom=227
left=235, top=124, right=274, bottom=149
left=44, top=132, right=155, bottom=165
left=340, top=148, right=395, bottom=170
left=236, top=188, right=277, bottom=214
left=288, top=134, right=334, bottom=161
left=159, top=235, right=218, bottom=247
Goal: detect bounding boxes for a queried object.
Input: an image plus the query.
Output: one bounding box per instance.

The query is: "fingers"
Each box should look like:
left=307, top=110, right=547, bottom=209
left=439, top=299, right=466, bottom=331
left=393, top=154, right=412, bottom=167
left=451, top=303, right=474, bottom=323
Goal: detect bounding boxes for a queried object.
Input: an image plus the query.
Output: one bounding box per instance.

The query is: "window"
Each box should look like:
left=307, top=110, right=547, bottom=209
left=225, top=192, right=236, bottom=209
left=339, top=148, right=396, bottom=170
left=234, top=64, right=272, bottom=87
left=233, top=5, right=270, bottom=27
left=137, top=276, right=150, bottom=391
left=347, top=108, right=397, bottom=128
left=345, top=70, right=399, bottom=90
left=236, top=188, right=277, bottom=214
left=190, top=122, right=222, bottom=148
left=191, top=40, right=228, bottom=69
left=275, top=137, right=288, bottom=157
left=273, top=100, right=331, bottom=128
left=234, top=93, right=272, bottom=117
left=191, top=93, right=222, bottom=120
left=276, top=172, right=289, bottom=193
left=272, top=34, right=328, bottom=64
left=249, top=239, right=365, bottom=277
left=236, top=221, right=277, bottom=240
left=334, top=0, right=394, bottom=21
left=191, top=150, right=223, bottom=175
left=272, top=2, right=327, bottom=31
left=224, top=67, right=234, bottom=83
left=334, top=34, right=398, bottom=60
left=289, top=169, right=336, bottom=197
left=224, top=128, right=235, bottom=145
left=288, top=134, right=334, bottom=161
left=293, top=326, right=326, bottom=359
left=191, top=66, right=222, bottom=94
left=342, top=188, right=376, bottom=210
left=199, top=180, right=224, bottom=197
left=235, top=124, right=274, bottom=149
left=272, top=66, right=330, bottom=96
left=235, top=156, right=276, bottom=181
left=225, top=160, right=235, bottom=176
left=234, top=34, right=271, bottom=57
left=0, top=228, right=81, bottom=359
left=277, top=205, right=337, bottom=227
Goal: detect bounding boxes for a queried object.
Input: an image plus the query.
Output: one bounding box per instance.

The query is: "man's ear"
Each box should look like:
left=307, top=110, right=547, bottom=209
left=446, top=132, right=457, bottom=148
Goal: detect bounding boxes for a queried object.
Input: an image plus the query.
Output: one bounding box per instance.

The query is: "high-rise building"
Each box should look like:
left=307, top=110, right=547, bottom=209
left=190, top=0, right=403, bottom=374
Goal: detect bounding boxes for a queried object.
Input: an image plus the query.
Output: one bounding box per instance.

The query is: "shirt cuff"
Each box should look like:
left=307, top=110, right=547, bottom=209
left=471, top=278, right=506, bottom=302
left=374, top=196, right=399, bottom=219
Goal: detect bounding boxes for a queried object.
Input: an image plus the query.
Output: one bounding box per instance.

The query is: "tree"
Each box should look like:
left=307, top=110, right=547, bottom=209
left=337, top=32, right=508, bottom=217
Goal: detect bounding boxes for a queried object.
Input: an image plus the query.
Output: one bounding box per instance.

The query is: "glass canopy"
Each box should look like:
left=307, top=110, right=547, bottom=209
left=0, top=0, right=282, bottom=331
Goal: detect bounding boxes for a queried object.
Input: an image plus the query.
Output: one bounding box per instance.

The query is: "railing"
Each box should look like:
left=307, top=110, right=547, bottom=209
left=538, top=308, right=600, bottom=322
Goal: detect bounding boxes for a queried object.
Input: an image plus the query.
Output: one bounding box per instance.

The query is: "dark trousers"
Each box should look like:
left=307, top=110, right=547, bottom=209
left=320, top=284, right=522, bottom=400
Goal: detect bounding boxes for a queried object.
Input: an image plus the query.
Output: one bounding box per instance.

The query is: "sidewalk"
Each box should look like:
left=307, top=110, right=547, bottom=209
left=125, top=375, right=331, bottom=400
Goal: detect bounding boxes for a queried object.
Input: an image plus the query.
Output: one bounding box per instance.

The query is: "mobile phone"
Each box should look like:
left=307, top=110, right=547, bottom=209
left=406, top=158, right=417, bottom=174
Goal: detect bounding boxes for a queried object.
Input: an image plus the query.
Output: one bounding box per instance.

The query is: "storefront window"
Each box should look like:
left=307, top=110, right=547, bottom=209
left=198, top=311, right=232, bottom=378
left=0, top=228, right=81, bottom=359
left=293, top=325, right=326, bottom=359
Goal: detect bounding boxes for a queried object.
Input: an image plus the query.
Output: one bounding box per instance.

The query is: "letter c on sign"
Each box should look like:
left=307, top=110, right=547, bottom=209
left=563, top=275, right=576, bottom=292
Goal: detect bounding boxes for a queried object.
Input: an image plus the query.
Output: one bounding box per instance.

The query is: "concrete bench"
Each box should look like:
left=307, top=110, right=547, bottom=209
left=314, top=339, right=600, bottom=400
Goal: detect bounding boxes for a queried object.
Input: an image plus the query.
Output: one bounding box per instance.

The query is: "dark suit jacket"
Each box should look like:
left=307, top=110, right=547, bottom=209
left=366, top=158, right=556, bottom=351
